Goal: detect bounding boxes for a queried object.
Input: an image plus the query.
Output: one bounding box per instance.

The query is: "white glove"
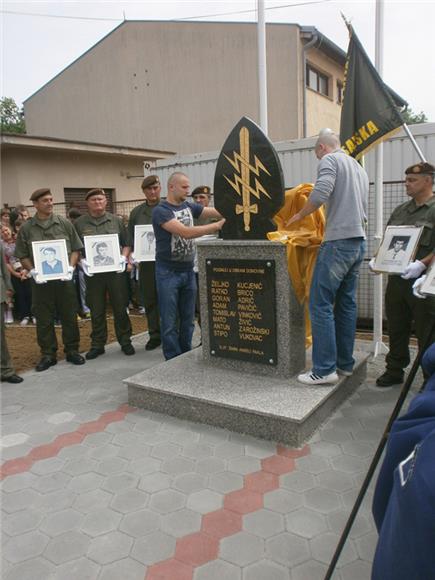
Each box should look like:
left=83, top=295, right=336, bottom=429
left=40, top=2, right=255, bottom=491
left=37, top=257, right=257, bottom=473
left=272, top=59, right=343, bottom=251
left=413, top=275, right=427, bottom=299
left=80, top=259, right=93, bottom=277
left=117, top=255, right=127, bottom=274
left=368, top=258, right=380, bottom=274
left=401, top=260, right=427, bottom=280
left=61, top=265, right=74, bottom=282
left=30, top=268, right=46, bottom=284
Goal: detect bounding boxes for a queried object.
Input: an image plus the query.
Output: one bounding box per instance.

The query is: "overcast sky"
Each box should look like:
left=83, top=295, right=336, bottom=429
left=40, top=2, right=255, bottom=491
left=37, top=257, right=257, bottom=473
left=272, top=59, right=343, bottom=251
left=2, top=0, right=435, bottom=121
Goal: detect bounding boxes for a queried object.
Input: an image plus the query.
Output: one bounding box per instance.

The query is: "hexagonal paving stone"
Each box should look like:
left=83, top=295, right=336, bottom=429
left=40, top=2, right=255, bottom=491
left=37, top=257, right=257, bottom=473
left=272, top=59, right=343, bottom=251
left=87, top=531, right=134, bottom=565
left=316, top=470, right=355, bottom=493
left=264, top=489, right=304, bottom=514
left=138, top=472, right=172, bottom=493
left=130, top=531, right=176, bottom=565
left=40, top=508, right=84, bottom=536
left=245, top=441, right=277, bottom=458
left=196, top=457, right=226, bottom=475
left=266, top=532, right=310, bottom=566
left=149, top=489, right=185, bottom=514
left=181, top=441, right=214, bottom=460
left=186, top=489, right=222, bottom=514
left=2, top=488, right=41, bottom=514
left=341, top=440, right=374, bottom=458
left=295, top=454, right=330, bottom=475
left=95, top=457, right=129, bottom=476
left=310, top=532, right=357, bottom=565
left=51, top=556, right=101, bottom=580
left=2, top=557, right=55, bottom=580
left=102, top=472, right=139, bottom=493
left=194, top=558, right=241, bottom=580
left=161, top=456, right=196, bottom=475
left=243, top=509, right=284, bottom=538
left=285, top=508, right=328, bottom=539
left=327, top=510, right=372, bottom=538
left=214, top=442, right=244, bottom=459
left=66, top=472, right=104, bottom=494
left=30, top=457, right=66, bottom=475
left=331, top=454, right=367, bottom=474
left=309, top=441, right=342, bottom=458
left=227, top=456, right=260, bottom=475
left=119, top=508, right=161, bottom=537
left=355, top=531, right=378, bottom=562
left=281, top=471, right=315, bottom=493
left=161, top=508, right=201, bottom=538
left=3, top=530, right=49, bottom=564
left=44, top=530, right=89, bottom=564
left=172, top=472, right=207, bottom=494
left=338, top=558, right=372, bottom=580
left=118, top=443, right=153, bottom=460
left=128, top=457, right=162, bottom=476
left=320, top=429, right=353, bottom=444
left=304, top=488, right=342, bottom=514
left=2, top=509, right=44, bottom=536
left=291, top=559, right=327, bottom=580
left=219, top=531, right=264, bottom=566
left=3, top=472, right=38, bottom=493
left=73, top=489, right=113, bottom=513
left=98, top=557, right=146, bottom=580
left=208, top=471, right=243, bottom=494
left=63, top=458, right=99, bottom=476
left=243, top=559, right=290, bottom=580
left=111, top=489, right=149, bottom=514
left=81, top=507, right=123, bottom=536
left=151, top=442, right=182, bottom=460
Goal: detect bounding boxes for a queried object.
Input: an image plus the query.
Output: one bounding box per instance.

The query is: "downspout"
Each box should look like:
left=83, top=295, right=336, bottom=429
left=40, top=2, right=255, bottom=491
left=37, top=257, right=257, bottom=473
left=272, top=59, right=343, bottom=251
left=302, top=32, right=318, bottom=138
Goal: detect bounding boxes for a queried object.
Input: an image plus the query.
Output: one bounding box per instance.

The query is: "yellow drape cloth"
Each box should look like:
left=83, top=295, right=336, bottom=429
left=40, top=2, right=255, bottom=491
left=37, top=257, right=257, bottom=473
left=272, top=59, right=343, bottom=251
left=267, top=183, right=325, bottom=347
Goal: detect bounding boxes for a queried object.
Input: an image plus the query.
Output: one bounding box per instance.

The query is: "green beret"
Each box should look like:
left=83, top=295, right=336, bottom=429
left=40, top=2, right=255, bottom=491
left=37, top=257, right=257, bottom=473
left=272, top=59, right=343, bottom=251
left=192, top=185, right=211, bottom=197
left=85, top=188, right=106, bottom=200
left=405, top=162, right=434, bottom=176
left=141, top=175, right=160, bottom=190
left=30, top=188, right=51, bottom=202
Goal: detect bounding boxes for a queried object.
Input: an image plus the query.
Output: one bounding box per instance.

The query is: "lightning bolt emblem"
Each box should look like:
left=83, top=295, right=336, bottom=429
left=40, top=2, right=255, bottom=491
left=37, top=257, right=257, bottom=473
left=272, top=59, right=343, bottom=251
left=223, top=126, right=271, bottom=232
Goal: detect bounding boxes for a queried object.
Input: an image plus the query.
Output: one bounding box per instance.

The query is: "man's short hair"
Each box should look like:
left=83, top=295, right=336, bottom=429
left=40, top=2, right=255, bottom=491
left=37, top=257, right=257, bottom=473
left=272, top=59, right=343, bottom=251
left=315, top=130, right=341, bottom=150
left=85, top=188, right=106, bottom=200
left=42, top=247, right=56, bottom=254
left=30, top=188, right=51, bottom=202
left=141, top=175, right=160, bottom=190
left=95, top=242, right=108, bottom=252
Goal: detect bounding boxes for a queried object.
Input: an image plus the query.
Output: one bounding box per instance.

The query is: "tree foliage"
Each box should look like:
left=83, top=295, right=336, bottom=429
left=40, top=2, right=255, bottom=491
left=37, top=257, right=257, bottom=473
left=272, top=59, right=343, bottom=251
left=401, top=107, right=428, bottom=125
left=0, top=97, right=26, bottom=134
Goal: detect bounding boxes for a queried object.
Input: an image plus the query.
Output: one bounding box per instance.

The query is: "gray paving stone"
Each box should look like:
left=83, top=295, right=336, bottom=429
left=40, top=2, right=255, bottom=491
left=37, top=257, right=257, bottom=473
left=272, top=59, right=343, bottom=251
left=151, top=442, right=182, bottom=460
left=161, top=508, right=201, bottom=537
left=40, top=508, right=84, bottom=536
left=98, top=557, right=146, bottom=580
left=304, top=487, right=342, bottom=514
left=111, top=489, right=149, bottom=513
left=66, top=472, right=104, bottom=493
left=36, top=489, right=76, bottom=513
left=243, top=509, right=284, bottom=538
left=44, top=530, right=89, bottom=564
left=316, top=470, right=356, bottom=493
left=355, top=531, right=378, bottom=562
left=117, top=443, right=153, bottom=460
left=3, top=530, right=49, bottom=563
left=296, top=454, right=331, bottom=474
left=280, top=471, right=316, bottom=493
left=182, top=441, right=215, bottom=459
left=128, top=457, right=162, bottom=476
left=327, top=510, right=372, bottom=539
left=111, top=432, right=139, bottom=447
left=88, top=444, right=121, bottom=460
left=264, top=489, right=304, bottom=514
left=291, top=559, right=328, bottom=580
left=244, top=441, right=277, bottom=458
left=1, top=443, right=32, bottom=460
left=194, top=559, right=241, bottom=580
left=208, top=471, right=244, bottom=494
left=102, top=471, right=140, bottom=493
left=331, top=454, right=367, bottom=474
left=350, top=429, right=383, bottom=443
left=310, top=532, right=357, bottom=565
left=135, top=430, right=172, bottom=445
left=130, top=531, right=176, bottom=565
left=226, top=456, right=260, bottom=475
left=138, top=471, right=172, bottom=493
left=87, top=531, right=134, bottom=564
left=329, top=416, right=363, bottom=432
left=2, top=509, right=44, bottom=536
left=149, top=488, right=185, bottom=514
left=58, top=444, right=90, bottom=460
left=341, top=440, right=374, bottom=458
left=82, top=432, right=113, bottom=447
left=119, top=508, right=161, bottom=537
left=220, top=531, right=264, bottom=566
left=309, top=440, right=342, bottom=458
left=96, top=456, right=129, bottom=476
left=199, top=427, right=230, bottom=444
left=172, top=472, right=207, bottom=493
left=320, top=429, right=353, bottom=444
left=285, top=508, right=328, bottom=538
left=30, top=457, right=66, bottom=475
left=214, top=442, right=244, bottom=459
left=64, top=458, right=99, bottom=476
left=2, top=472, right=38, bottom=492
left=52, top=556, right=101, bottom=580
left=169, top=429, right=199, bottom=445
left=243, top=560, right=290, bottom=580
left=266, top=532, right=310, bottom=566
left=186, top=489, right=223, bottom=514
left=73, top=489, right=113, bottom=513
left=338, top=558, right=372, bottom=580
left=3, top=490, right=31, bottom=516
left=81, top=507, right=122, bottom=536
left=161, top=456, right=196, bottom=475
left=4, top=557, right=55, bottom=580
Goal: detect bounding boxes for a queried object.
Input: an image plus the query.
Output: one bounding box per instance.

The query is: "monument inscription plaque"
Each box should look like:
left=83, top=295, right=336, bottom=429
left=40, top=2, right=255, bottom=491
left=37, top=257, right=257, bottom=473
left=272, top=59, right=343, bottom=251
left=206, top=258, right=277, bottom=365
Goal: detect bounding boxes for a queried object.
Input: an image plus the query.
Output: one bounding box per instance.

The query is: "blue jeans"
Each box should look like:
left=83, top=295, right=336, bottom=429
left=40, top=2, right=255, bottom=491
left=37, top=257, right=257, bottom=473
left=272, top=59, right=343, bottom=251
left=155, top=263, right=197, bottom=360
left=309, top=238, right=366, bottom=376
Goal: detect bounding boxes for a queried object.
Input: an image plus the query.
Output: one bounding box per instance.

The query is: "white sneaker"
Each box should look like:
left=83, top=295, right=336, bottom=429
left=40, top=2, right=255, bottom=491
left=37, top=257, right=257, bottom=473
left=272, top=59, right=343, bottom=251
left=4, top=310, right=13, bottom=324
left=138, top=307, right=146, bottom=315
left=297, top=370, right=339, bottom=385
left=32, top=317, right=37, bottom=324
left=20, top=317, right=30, bottom=326
left=337, top=368, right=353, bottom=377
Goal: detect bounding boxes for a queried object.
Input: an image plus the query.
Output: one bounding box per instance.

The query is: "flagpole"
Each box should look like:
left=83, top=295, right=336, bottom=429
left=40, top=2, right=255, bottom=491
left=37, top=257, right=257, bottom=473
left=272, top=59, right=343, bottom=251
left=257, top=0, right=268, bottom=134
left=402, top=123, right=427, bottom=162
left=372, top=0, right=388, bottom=357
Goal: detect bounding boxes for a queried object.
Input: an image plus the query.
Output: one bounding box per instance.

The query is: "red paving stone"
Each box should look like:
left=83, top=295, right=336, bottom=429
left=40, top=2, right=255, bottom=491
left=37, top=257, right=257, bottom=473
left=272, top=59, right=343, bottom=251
left=244, top=470, right=280, bottom=493
left=224, top=488, right=263, bottom=514
left=261, top=454, right=295, bottom=474
left=175, top=532, right=220, bottom=566
left=0, top=457, right=33, bottom=478
left=201, top=509, right=242, bottom=539
left=146, top=559, right=193, bottom=580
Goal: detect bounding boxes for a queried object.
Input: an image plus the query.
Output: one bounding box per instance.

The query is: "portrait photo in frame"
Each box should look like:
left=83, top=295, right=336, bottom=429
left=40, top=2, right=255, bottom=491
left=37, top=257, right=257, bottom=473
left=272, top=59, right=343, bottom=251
left=32, top=239, right=69, bottom=282
left=134, top=225, right=156, bottom=262
left=373, top=226, right=423, bottom=274
left=419, top=264, right=435, bottom=296
left=84, top=234, right=122, bottom=274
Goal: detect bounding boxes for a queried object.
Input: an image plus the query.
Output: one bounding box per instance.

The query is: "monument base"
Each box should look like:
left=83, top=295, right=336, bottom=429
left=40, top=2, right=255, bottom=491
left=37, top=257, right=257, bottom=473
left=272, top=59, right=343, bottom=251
left=125, top=346, right=368, bottom=446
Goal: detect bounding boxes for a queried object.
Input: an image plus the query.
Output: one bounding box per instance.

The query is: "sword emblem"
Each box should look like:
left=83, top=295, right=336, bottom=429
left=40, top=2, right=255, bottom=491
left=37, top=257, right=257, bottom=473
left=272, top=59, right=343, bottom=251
left=223, top=126, right=271, bottom=232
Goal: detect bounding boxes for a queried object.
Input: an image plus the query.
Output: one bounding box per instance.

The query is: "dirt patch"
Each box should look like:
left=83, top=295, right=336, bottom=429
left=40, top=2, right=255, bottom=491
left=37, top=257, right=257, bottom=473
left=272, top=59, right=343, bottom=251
left=4, top=312, right=148, bottom=373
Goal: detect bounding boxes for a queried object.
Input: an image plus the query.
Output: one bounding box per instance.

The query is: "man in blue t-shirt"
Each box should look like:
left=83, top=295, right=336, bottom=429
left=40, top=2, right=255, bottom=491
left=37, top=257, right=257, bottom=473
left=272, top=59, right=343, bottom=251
left=152, top=172, right=224, bottom=360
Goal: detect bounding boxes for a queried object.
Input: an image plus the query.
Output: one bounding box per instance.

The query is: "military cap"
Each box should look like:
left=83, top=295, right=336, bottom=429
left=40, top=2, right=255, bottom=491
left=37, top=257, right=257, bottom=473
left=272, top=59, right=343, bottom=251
left=405, top=162, right=435, bottom=176
left=85, top=188, right=105, bottom=200
left=30, top=188, right=51, bottom=202
left=192, top=185, right=211, bottom=197
left=141, top=175, right=160, bottom=190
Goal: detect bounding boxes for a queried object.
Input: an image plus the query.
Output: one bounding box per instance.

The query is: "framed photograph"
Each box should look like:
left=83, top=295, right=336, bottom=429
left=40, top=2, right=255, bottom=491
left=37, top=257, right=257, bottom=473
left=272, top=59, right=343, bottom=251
left=373, top=226, right=423, bottom=274
left=419, top=264, right=435, bottom=296
left=84, top=234, right=122, bottom=274
left=32, top=239, right=69, bottom=282
left=134, top=225, right=156, bottom=262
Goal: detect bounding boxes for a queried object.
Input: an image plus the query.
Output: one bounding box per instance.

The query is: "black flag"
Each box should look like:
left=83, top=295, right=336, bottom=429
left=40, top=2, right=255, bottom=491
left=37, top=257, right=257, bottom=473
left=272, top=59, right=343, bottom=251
left=340, top=25, right=405, bottom=159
